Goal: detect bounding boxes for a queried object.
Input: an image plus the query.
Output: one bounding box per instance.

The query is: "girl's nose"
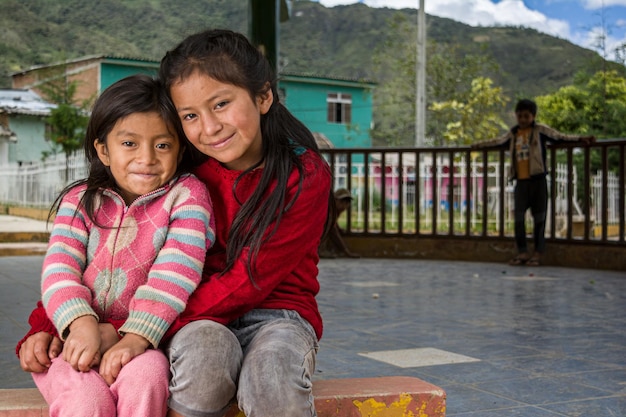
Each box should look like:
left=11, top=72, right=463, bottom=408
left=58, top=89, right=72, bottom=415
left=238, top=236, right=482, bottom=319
left=201, top=113, right=222, bottom=136
left=137, top=145, right=157, bottom=164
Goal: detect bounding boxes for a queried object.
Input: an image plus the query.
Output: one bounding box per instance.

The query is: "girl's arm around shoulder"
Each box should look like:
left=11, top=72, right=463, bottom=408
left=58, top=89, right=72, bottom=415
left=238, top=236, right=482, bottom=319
left=15, top=301, right=59, bottom=358
left=169, top=150, right=332, bottom=335
left=119, top=174, right=215, bottom=348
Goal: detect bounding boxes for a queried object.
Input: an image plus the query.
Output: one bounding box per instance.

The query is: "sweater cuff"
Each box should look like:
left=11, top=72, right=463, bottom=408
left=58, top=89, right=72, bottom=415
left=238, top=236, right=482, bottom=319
left=53, top=299, right=98, bottom=340
left=118, top=311, right=171, bottom=349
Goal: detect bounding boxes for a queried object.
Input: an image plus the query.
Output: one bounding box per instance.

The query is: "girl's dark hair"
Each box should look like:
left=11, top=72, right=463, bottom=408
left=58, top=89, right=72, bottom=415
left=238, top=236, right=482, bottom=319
left=159, top=28, right=335, bottom=279
left=49, top=74, right=205, bottom=225
left=515, top=98, right=537, bottom=116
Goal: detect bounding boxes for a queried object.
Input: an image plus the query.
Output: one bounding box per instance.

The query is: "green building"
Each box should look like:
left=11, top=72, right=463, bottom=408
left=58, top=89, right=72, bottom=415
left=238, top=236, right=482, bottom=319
left=280, top=73, right=375, bottom=148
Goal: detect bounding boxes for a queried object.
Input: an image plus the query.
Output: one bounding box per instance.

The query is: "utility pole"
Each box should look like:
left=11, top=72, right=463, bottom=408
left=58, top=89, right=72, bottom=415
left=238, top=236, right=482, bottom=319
left=415, top=0, right=426, bottom=147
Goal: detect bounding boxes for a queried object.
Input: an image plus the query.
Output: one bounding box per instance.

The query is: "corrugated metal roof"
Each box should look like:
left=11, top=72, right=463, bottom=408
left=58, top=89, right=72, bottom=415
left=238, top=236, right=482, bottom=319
left=10, top=54, right=158, bottom=76
left=280, top=71, right=377, bottom=86
left=0, top=89, right=56, bottom=116
left=10, top=55, right=375, bottom=86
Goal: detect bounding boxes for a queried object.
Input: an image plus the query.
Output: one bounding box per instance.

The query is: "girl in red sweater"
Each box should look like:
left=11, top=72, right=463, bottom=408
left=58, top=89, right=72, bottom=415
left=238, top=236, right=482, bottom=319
left=19, top=29, right=334, bottom=417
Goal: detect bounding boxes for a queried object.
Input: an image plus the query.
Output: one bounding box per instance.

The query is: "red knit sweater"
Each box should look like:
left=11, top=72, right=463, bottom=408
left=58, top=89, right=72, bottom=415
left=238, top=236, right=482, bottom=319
left=17, top=149, right=330, bottom=355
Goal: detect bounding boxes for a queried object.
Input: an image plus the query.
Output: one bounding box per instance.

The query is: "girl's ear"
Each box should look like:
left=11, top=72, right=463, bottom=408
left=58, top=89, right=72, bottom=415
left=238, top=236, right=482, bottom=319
left=257, top=83, right=274, bottom=115
left=94, top=139, right=111, bottom=167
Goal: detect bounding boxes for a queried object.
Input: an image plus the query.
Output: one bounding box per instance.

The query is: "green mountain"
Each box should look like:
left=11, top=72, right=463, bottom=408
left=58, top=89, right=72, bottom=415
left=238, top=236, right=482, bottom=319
left=1, top=0, right=623, bottom=99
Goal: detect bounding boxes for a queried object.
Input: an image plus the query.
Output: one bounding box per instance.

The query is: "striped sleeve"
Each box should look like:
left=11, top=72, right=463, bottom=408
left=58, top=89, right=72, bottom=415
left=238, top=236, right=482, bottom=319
left=119, top=176, right=215, bottom=347
left=41, top=187, right=97, bottom=340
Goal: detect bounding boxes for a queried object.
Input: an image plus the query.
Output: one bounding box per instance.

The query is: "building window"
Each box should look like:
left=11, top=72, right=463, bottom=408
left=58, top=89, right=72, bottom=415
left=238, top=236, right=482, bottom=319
left=42, top=123, right=53, bottom=142
left=327, top=93, right=352, bottom=124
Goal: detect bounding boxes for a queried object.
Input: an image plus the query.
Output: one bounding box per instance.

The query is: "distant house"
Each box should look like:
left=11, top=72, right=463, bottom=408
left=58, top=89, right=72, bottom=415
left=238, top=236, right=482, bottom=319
left=11, top=56, right=376, bottom=151
left=0, top=89, right=56, bottom=165
left=11, top=55, right=159, bottom=105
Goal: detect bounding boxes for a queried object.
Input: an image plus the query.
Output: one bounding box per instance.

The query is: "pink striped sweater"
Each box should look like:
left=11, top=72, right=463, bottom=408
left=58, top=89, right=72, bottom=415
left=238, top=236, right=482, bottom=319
left=41, top=174, right=214, bottom=348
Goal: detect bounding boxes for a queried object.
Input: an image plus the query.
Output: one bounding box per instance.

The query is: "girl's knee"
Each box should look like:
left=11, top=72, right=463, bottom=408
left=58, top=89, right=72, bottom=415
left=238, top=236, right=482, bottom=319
left=169, top=320, right=240, bottom=355
left=112, top=351, right=169, bottom=417
left=34, top=360, right=116, bottom=417
left=238, top=322, right=317, bottom=417
left=167, top=321, right=242, bottom=415
left=121, top=349, right=169, bottom=378
left=168, top=320, right=242, bottom=375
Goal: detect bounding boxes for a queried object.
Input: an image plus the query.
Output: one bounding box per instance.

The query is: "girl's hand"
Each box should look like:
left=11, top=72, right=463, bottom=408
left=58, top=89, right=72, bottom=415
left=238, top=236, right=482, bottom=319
left=99, top=333, right=150, bottom=386
left=18, top=332, right=63, bottom=373
left=63, top=315, right=100, bottom=372
left=98, top=323, right=120, bottom=355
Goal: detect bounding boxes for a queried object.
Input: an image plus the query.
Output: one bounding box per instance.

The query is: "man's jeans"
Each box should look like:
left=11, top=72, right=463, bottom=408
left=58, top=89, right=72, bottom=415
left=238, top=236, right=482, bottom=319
left=514, top=176, right=548, bottom=254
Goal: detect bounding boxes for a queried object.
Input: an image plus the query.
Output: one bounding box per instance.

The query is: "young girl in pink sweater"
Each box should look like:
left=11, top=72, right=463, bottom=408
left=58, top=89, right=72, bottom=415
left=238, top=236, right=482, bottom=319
left=32, top=74, right=214, bottom=417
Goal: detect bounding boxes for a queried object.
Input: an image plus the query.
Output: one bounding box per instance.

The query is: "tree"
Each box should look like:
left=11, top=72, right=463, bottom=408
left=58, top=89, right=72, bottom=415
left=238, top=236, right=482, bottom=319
left=38, top=68, right=90, bottom=183
left=370, top=13, right=418, bottom=147
left=370, top=12, right=504, bottom=147
left=535, top=70, right=626, bottom=138
left=430, top=77, right=509, bottom=145
left=535, top=70, right=625, bottom=205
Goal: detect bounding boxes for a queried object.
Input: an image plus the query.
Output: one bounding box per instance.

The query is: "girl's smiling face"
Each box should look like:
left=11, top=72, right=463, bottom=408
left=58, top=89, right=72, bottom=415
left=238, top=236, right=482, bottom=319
left=170, top=71, right=273, bottom=171
left=94, top=111, right=180, bottom=204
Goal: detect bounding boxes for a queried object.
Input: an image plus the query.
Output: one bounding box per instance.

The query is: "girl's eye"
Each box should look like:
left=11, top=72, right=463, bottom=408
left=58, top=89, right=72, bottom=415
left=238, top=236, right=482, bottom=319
left=121, top=141, right=135, bottom=147
left=156, top=143, right=171, bottom=150
left=182, top=113, right=196, bottom=121
left=215, top=101, right=228, bottom=110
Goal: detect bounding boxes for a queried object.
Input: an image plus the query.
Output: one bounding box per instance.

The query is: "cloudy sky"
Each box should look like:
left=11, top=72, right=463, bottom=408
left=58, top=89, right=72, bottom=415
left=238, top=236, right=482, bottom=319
left=314, top=0, right=626, bottom=60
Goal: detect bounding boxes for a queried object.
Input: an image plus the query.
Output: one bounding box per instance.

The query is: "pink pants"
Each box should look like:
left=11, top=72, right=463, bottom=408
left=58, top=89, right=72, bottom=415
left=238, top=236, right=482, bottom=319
left=33, top=349, right=169, bottom=417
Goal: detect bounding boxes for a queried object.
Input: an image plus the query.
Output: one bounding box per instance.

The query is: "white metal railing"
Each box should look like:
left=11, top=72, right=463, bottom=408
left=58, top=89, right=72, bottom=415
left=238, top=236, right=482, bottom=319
left=329, top=159, right=583, bottom=232
left=0, top=151, right=87, bottom=207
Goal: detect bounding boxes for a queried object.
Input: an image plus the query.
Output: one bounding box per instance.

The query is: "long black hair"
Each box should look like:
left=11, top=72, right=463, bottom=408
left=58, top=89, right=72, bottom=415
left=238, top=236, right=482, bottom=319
left=159, top=29, right=335, bottom=279
left=49, top=74, right=205, bottom=225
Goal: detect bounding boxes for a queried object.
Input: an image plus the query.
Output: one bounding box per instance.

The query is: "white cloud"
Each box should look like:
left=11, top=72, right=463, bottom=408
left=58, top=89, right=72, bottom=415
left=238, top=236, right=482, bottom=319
left=578, top=25, right=626, bottom=56
left=583, top=0, right=626, bottom=8
left=317, top=0, right=572, bottom=40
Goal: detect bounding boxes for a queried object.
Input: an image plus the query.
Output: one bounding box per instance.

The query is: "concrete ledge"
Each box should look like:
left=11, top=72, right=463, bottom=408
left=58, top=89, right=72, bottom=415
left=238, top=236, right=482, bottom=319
left=312, top=376, right=446, bottom=417
left=0, top=377, right=446, bottom=417
left=6, top=208, right=52, bottom=222
left=0, top=233, right=49, bottom=244
left=343, top=235, right=626, bottom=272
left=0, top=243, right=48, bottom=257
left=0, top=389, right=48, bottom=417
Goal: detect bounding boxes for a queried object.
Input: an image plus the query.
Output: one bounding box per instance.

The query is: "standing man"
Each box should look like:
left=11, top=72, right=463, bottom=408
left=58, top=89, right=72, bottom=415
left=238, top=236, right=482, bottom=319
left=472, top=99, right=595, bottom=266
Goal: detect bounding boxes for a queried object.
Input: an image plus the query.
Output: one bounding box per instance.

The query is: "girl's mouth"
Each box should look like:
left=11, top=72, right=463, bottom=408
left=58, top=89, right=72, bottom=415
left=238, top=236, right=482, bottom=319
left=210, top=134, right=234, bottom=149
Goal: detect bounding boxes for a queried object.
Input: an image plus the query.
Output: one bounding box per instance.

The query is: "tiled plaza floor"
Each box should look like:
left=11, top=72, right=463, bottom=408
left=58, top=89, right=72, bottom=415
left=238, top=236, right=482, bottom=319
left=1, top=255, right=624, bottom=416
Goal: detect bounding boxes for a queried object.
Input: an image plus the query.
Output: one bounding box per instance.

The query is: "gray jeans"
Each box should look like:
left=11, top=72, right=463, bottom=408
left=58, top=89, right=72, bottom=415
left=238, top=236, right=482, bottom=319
left=166, top=309, right=319, bottom=417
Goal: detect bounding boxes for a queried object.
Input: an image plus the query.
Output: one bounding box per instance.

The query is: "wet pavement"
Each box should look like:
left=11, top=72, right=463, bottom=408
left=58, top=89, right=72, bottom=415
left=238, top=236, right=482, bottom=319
left=1, top=244, right=625, bottom=415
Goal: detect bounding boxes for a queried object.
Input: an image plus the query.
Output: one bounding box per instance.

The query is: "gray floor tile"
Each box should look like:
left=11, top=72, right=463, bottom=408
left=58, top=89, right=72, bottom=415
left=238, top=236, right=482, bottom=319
left=1, top=256, right=625, bottom=417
